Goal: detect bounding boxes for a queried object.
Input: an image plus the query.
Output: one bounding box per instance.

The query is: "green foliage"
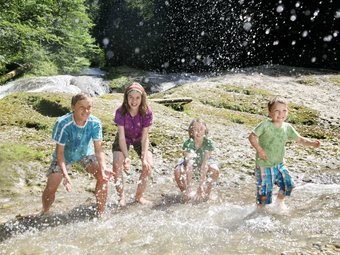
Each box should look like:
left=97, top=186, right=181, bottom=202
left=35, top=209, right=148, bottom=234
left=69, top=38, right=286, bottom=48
left=108, top=76, right=133, bottom=92
left=0, top=0, right=102, bottom=75
left=127, top=0, right=156, bottom=20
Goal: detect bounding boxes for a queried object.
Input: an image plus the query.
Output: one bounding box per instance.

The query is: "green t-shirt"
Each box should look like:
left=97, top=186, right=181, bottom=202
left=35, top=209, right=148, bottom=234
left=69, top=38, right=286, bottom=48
left=182, top=137, right=215, bottom=167
left=253, top=118, right=299, bottom=167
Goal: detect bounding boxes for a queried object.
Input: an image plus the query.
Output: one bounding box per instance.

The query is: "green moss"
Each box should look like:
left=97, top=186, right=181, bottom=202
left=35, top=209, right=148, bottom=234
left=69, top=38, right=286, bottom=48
left=328, top=76, right=340, bottom=86
left=220, top=84, right=272, bottom=96
left=0, top=143, right=45, bottom=162
left=296, top=77, right=318, bottom=86
left=295, top=124, right=339, bottom=140
left=0, top=161, right=20, bottom=191
left=150, top=125, right=183, bottom=160
left=0, top=92, right=71, bottom=131
left=288, top=103, right=319, bottom=125
left=201, top=97, right=266, bottom=115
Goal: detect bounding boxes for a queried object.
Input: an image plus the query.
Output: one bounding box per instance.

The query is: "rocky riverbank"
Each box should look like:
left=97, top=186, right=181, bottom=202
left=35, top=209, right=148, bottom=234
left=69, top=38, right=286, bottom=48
left=0, top=65, right=339, bottom=254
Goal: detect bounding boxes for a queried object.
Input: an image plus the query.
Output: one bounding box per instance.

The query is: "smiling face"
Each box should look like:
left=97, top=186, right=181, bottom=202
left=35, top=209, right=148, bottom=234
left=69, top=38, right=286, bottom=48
left=189, top=121, right=207, bottom=140
left=268, top=101, right=288, bottom=126
left=72, top=98, right=93, bottom=126
left=127, top=90, right=142, bottom=114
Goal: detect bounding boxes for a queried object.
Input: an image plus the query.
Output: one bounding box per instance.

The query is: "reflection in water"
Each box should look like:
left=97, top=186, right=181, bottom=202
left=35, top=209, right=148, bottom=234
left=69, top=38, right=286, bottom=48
left=0, top=183, right=339, bottom=254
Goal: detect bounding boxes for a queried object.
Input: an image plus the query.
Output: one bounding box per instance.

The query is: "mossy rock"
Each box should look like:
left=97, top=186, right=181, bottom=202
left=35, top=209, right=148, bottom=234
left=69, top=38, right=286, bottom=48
left=296, top=77, right=318, bottom=86
left=0, top=92, right=71, bottom=131
left=328, top=76, right=340, bottom=86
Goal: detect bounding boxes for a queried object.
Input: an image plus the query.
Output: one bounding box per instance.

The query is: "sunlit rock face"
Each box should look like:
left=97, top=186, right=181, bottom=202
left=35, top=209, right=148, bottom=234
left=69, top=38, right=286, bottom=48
left=0, top=75, right=109, bottom=99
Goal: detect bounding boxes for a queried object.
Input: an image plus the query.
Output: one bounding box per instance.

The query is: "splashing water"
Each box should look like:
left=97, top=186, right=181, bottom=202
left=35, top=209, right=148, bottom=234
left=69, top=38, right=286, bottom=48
left=0, top=181, right=339, bottom=254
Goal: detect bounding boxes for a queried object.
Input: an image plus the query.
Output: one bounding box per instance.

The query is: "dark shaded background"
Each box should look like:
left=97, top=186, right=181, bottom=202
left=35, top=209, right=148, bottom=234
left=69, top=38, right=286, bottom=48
left=93, top=0, right=340, bottom=72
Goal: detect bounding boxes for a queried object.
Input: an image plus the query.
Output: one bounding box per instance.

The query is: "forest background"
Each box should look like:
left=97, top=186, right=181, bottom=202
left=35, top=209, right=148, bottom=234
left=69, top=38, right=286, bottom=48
left=1, top=0, right=339, bottom=78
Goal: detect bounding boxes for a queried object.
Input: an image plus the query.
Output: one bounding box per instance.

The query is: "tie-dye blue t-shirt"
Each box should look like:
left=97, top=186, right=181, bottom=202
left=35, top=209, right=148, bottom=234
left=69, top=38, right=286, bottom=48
left=52, top=112, right=103, bottom=164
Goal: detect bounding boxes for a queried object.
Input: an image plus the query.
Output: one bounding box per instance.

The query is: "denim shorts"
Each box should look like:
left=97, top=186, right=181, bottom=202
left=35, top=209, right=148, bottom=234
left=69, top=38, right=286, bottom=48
left=255, top=163, right=294, bottom=205
left=46, top=155, right=97, bottom=176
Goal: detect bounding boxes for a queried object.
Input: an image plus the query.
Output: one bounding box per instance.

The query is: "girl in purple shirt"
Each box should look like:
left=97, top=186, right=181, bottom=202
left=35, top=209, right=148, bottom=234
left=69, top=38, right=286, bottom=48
left=112, top=82, right=153, bottom=206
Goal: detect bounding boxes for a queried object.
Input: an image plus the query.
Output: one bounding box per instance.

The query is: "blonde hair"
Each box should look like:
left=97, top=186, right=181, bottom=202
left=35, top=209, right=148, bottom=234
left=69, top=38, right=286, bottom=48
left=268, top=96, right=288, bottom=112
left=188, top=118, right=208, bottom=139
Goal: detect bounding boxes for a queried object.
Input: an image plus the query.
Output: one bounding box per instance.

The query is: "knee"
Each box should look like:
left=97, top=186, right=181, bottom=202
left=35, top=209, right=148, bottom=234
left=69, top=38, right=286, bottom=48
left=144, top=167, right=152, bottom=177
left=213, top=168, right=220, bottom=178
left=43, top=185, right=58, bottom=196
left=174, top=166, right=182, bottom=177
left=95, top=172, right=109, bottom=184
left=208, top=167, right=219, bottom=179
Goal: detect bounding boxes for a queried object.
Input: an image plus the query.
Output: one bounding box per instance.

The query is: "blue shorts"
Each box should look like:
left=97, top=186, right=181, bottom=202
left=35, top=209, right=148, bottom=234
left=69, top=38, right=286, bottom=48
left=47, top=155, right=97, bottom=176
left=255, top=163, right=294, bottom=205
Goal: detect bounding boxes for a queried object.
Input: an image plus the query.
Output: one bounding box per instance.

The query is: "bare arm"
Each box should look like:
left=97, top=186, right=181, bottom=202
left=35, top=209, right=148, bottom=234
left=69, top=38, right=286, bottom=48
left=56, top=144, right=72, bottom=192
left=248, top=132, right=268, bottom=160
left=118, top=126, right=129, bottom=158
left=194, top=151, right=211, bottom=201
left=140, top=127, right=151, bottom=169
left=198, top=151, right=211, bottom=187
left=93, top=140, right=109, bottom=179
left=296, top=136, right=321, bottom=148
left=117, top=125, right=131, bottom=170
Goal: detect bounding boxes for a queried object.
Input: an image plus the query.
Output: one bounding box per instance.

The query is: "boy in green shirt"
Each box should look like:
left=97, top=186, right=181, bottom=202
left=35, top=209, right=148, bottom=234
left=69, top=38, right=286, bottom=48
left=248, top=96, right=320, bottom=210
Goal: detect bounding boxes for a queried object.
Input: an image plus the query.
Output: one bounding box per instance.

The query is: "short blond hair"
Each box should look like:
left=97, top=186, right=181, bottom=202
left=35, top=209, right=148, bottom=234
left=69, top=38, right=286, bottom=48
left=268, top=96, right=288, bottom=111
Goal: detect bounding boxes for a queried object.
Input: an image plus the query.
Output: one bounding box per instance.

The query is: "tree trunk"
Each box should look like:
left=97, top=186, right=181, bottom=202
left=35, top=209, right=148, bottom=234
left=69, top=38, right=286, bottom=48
left=0, top=63, right=33, bottom=84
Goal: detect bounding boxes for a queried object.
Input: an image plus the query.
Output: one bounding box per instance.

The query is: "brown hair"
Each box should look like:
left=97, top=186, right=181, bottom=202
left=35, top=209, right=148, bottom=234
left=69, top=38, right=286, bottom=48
left=267, top=96, right=288, bottom=112
left=121, top=82, right=149, bottom=117
left=188, top=118, right=209, bottom=139
left=71, top=92, right=92, bottom=106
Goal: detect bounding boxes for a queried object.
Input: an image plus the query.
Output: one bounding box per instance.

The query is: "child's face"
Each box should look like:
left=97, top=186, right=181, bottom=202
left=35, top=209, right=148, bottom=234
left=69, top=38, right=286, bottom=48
left=191, top=122, right=206, bottom=139
left=127, top=90, right=142, bottom=111
left=72, top=98, right=92, bottom=124
left=268, top=102, right=288, bottom=123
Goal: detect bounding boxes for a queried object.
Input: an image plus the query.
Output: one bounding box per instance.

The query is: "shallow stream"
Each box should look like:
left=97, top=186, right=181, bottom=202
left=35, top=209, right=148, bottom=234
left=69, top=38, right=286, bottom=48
left=0, top=172, right=339, bottom=255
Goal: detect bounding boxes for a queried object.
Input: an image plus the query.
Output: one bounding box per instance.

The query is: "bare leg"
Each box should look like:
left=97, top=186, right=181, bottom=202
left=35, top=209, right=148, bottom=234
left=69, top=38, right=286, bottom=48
left=112, top=151, right=126, bottom=207
left=86, top=162, right=109, bottom=216
left=135, top=151, right=152, bottom=204
left=277, top=192, right=285, bottom=202
left=174, top=164, right=192, bottom=203
left=205, top=166, right=219, bottom=199
left=174, top=165, right=187, bottom=192
left=42, top=173, right=63, bottom=213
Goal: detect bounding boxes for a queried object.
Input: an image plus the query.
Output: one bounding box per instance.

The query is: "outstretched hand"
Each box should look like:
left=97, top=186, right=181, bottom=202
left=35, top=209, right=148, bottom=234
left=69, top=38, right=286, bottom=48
left=63, top=176, right=72, bottom=192
left=142, top=159, right=151, bottom=173
left=312, top=140, right=321, bottom=148
left=194, top=186, right=205, bottom=203
left=101, top=168, right=112, bottom=181
left=123, top=157, right=131, bottom=173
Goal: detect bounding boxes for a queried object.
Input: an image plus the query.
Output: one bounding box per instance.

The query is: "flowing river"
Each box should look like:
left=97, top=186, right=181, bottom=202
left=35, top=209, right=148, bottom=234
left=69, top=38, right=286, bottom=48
left=0, top=169, right=339, bottom=255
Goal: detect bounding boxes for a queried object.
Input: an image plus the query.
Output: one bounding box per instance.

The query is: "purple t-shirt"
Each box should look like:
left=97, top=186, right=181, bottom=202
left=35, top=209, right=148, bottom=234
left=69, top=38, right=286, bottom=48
left=114, top=106, right=153, bottom=146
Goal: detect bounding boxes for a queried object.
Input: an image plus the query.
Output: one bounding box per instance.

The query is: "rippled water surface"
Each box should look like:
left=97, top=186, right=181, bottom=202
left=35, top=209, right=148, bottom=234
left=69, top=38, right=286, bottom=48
left=1, top=181, right=339, bottom=255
